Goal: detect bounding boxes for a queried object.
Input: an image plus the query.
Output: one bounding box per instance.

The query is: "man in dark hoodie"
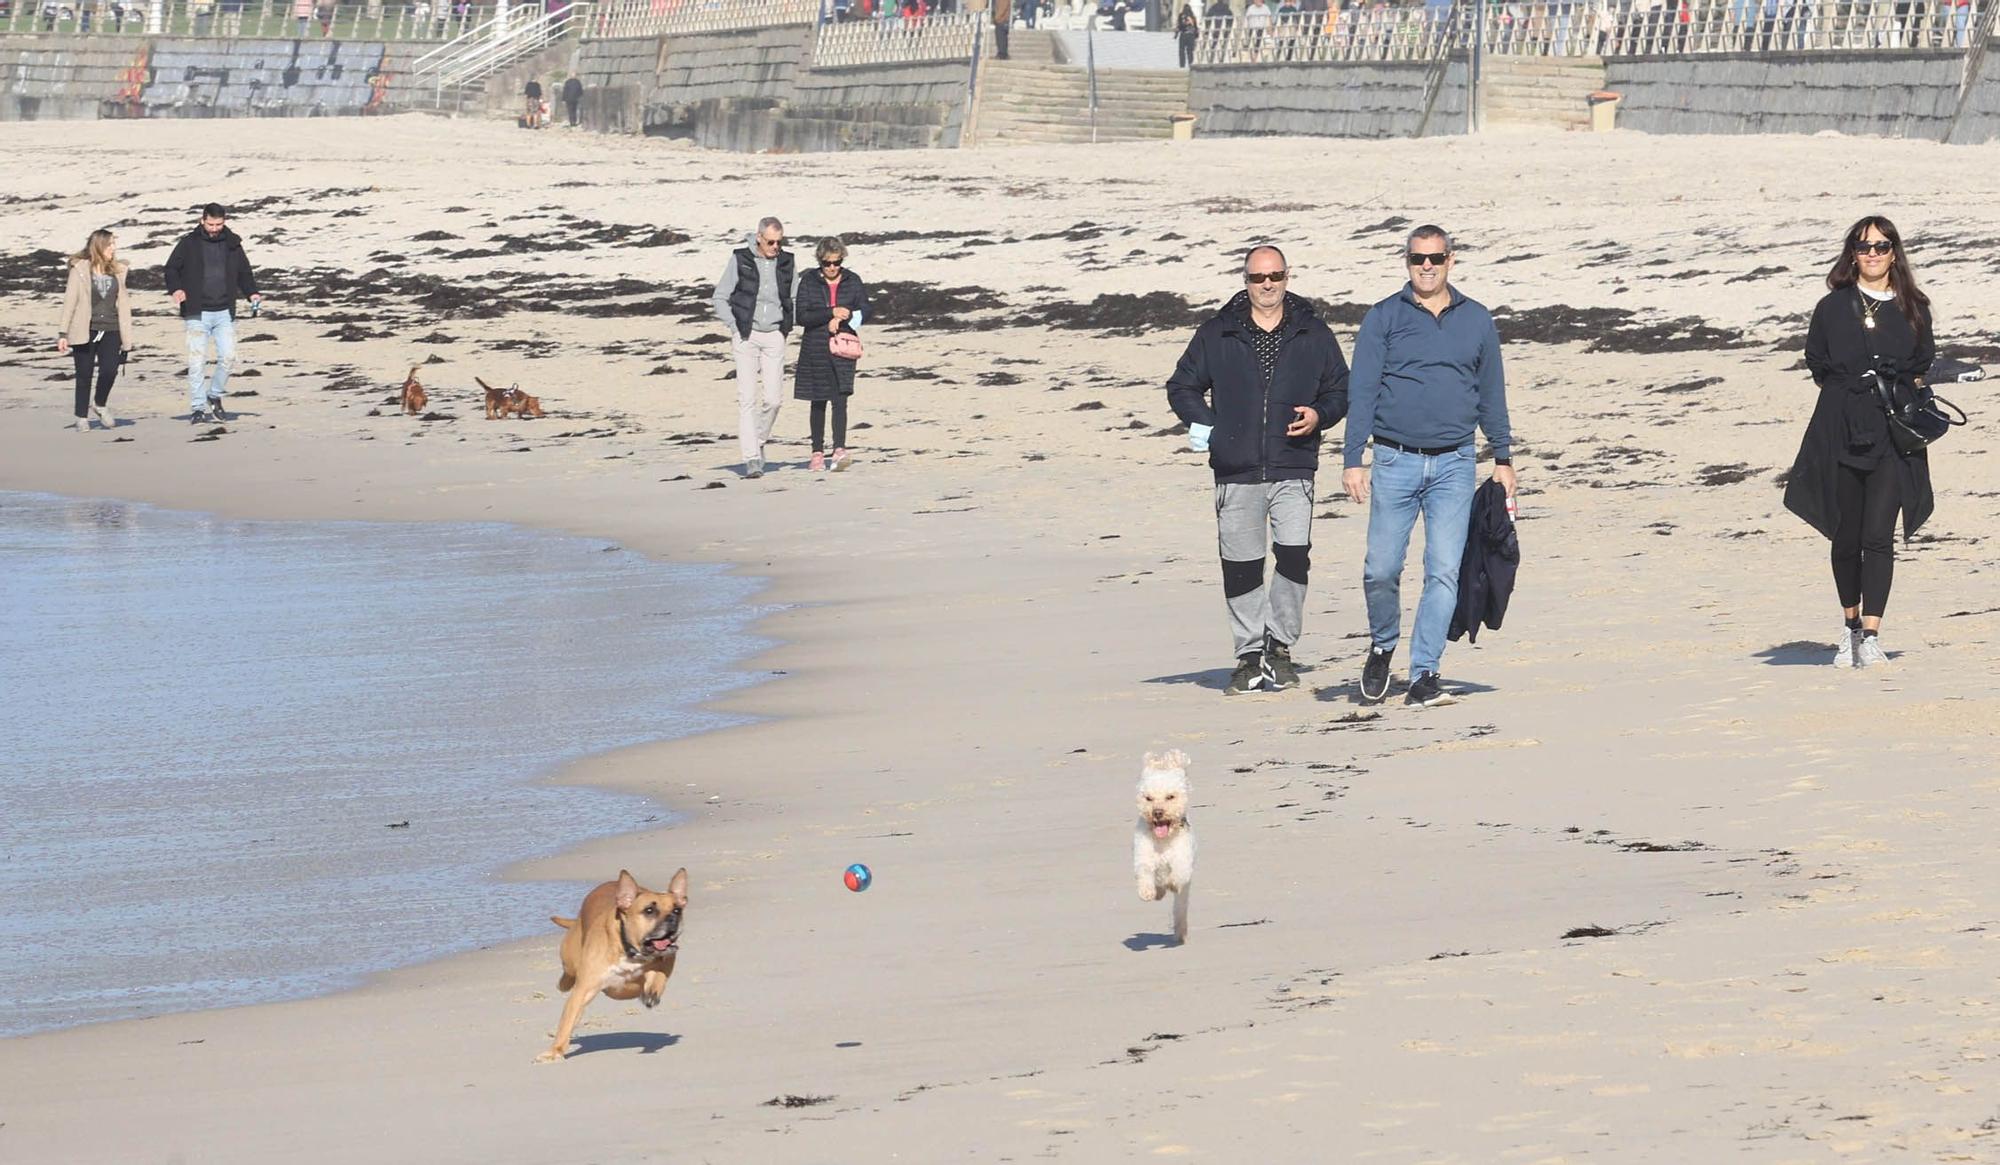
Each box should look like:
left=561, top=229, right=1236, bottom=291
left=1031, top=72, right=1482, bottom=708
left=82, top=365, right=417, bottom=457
left=162, top=203, right=260, bottom=424
left=1167, top=244, right=1350, bottom=695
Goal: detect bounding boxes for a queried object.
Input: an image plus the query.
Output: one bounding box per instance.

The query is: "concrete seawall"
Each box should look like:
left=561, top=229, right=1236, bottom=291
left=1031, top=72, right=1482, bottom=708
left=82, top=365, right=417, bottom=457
left=1188, top=54, right=1470, bottom=139
left=1604, top=48, right=1971, bottom=139
left=0, top=35, right=431, bottom=120
left=574, top=28, right=970, bottom=151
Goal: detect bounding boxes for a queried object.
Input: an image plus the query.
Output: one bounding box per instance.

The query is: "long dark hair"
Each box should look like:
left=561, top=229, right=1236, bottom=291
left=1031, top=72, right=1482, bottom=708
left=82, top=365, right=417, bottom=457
left=1826, top=215, right=1930, bottom=333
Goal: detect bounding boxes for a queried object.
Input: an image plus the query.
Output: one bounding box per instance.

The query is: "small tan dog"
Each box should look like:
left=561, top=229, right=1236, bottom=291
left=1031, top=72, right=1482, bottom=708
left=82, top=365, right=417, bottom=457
left=399, top=366, right=427, bottom=415
left=1134, top=750, right=1195, bottom=944
left=538, top=867, right=688, bottom=1063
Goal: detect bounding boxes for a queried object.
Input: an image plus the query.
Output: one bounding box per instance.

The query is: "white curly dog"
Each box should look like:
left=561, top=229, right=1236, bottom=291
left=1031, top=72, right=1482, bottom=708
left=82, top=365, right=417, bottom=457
left=1133, top=749, right=1196, bottom=944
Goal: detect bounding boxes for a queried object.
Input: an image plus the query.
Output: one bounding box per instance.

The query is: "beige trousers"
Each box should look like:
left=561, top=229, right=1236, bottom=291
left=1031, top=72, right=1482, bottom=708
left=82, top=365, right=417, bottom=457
left=734, top=328, right=786, bottom=461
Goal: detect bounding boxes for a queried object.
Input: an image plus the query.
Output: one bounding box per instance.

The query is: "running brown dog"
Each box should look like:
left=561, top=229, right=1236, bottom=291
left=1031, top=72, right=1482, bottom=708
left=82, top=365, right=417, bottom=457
left=399, top=366, right=426, bottom=415
left=538, top=867, right=688, bottom=1063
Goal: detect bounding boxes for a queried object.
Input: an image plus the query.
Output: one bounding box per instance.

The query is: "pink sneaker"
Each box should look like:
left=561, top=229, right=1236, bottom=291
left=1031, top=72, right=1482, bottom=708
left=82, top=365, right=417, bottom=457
left=809, top=451, right=826, bottom=472
left=830, top=448, right=851, bottom=472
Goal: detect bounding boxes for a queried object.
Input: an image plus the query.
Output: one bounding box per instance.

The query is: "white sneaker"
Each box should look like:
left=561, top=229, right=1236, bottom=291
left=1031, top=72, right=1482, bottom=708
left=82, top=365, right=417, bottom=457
left=1856, top=634, right=1888, bottom=668
left=1834, top=627, right=1855, bottom=669
left=93, top=404, right=116, bottom=428
left=73, top=414, right=92, bottom=432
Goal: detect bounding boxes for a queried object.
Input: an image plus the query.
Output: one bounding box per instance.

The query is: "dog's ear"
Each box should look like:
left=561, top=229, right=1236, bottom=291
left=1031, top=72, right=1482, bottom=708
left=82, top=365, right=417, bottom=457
left=667, top=867, right=689, bottom=901
left=615, top=870, right=639, bottom=909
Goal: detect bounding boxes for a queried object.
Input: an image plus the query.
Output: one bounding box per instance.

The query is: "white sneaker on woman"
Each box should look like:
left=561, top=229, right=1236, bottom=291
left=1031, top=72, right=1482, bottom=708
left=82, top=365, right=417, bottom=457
left=1856, top=634, right=1889, bottom=668
left=73, top=414, right=92, bottom=432
left=1834, top=627, right=1855, bottom=669
left=93, top=404, right=115, bottom=428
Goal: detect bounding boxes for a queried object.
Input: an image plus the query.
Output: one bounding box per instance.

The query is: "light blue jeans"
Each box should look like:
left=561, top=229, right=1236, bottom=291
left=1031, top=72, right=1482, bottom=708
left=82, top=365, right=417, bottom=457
left=1362, top=443, right=1477, bottom=679
left=185, top=310, right=235, bottom=410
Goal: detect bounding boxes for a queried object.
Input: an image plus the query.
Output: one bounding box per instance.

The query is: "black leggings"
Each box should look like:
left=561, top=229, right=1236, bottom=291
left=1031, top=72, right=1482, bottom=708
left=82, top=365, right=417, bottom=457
left=72, top=332, right=121, bottom=418
left=810, top=397, right=848, bottom=453
left=1831, top=460, right=1901, bottom=618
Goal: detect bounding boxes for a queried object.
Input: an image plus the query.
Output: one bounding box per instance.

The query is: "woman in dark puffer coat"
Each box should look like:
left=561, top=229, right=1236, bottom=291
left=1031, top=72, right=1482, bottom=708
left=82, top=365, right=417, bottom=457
left=793, top=236, right=868, bottom=472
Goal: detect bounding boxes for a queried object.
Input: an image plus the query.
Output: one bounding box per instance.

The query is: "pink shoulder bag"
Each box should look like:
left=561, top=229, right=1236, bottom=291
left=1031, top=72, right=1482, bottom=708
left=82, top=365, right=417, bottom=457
left=826, top=278, right=862, bottom=362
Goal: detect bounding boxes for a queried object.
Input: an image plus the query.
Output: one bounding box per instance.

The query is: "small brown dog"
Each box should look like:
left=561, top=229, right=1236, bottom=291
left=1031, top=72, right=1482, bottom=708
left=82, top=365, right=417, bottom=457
left=478, top=376, right=509, bottom=420
left=501, top=387, right=545, bottom=419
left=399, top=366, right=427, bottom=415
left=538, top=867, right=688, bottom=1063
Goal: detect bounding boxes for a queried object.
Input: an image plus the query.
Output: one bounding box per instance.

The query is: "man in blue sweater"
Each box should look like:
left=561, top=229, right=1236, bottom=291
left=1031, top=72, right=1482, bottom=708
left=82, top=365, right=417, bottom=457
left=1342, top=226, right=1515, bottom=707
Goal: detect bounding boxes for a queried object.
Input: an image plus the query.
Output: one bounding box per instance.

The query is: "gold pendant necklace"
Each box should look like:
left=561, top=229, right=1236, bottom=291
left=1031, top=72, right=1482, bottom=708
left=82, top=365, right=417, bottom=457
left=1861, top=292, right=1882, bottom=330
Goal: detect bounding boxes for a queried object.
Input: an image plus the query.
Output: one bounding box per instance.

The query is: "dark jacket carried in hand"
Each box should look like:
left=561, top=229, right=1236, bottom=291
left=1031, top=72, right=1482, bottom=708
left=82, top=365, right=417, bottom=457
left=1165, top=290, right=1350, bottom=484
left=1448, top=478, right=1518, bottom=644
left=1784, top=286, right=1935, bottom=541
left=794, top=268, right=867, bottom=402
left=162, top=226, right=258, bottom=320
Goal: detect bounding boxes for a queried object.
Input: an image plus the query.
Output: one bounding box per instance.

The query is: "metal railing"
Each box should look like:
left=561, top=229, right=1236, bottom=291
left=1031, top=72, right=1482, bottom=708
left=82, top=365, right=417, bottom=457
left=1195, top=7, right=1456, bottom=64
left=415, top=0, right=582, bottom=92
left=811, top=8, right=977, bottom=65
left=0, top=0, right=492, bottom=39
left=1481, top=0, right=1984, bottom=57
left=583, top=0, right=814, bottom=38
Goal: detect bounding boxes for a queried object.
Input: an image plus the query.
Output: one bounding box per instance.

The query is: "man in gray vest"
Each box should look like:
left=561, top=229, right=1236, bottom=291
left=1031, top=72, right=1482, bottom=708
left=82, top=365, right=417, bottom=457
left=710, top=217, right=795, bottom=478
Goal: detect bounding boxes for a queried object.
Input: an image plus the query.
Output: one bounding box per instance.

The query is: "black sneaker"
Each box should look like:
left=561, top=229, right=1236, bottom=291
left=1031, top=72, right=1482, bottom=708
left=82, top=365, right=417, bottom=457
left=1262, top=640, right=1300, bottom=691
left=1405, top=671, right=1458, bottom=708
left=190, top=407, right=213, bottom=424
left=207, top=396, right=229, bottom=422
left=1226, top=652, right=1265, bottom=695
left=1361, top=646, right=1394, bottom=703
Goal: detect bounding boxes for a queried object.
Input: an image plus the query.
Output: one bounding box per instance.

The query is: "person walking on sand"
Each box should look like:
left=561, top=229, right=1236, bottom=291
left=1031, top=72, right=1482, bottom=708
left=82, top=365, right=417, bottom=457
left=561, top=74, right=584, bottom=126
left=1343, top=225, right=1515, bottom=709
left=1783, top=216, right=1938, bottom=669
left=711, top=217, right=795, bottom=478
left=162, top=203, right=260, bottom=425
left=793, top=236, right=868, bottom=474
left=57, top=228, right=134, bottom=433
left=1166, top=244, right=1350, bottom=695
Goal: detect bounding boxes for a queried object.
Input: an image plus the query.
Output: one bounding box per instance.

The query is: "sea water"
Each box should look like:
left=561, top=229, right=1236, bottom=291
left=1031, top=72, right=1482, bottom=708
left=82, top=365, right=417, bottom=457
left=0, top=492, right=766, bottom=1037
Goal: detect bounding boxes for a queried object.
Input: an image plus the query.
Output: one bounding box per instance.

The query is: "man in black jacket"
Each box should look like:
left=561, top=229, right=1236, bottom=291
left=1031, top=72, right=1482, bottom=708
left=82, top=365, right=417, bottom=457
left=1167, top=244, right=1350, bottom=694
left=162, top=203, right=260, bottom=424
left=561, top=74, right=584, bottom=127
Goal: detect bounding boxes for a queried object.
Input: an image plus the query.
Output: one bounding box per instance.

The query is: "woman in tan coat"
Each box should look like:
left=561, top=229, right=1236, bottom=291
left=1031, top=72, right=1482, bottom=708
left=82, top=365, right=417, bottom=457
left=58, top=229, right=134, bottom=432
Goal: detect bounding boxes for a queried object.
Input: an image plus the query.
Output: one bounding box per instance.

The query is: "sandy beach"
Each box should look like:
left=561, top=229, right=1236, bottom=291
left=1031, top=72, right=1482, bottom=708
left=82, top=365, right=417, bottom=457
left=2, top=116, right=1999, bottom=1162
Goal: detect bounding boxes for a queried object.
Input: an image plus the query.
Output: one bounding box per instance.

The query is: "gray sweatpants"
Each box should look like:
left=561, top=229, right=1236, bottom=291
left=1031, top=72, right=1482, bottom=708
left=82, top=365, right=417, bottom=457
left=1215, top=478, right=1313, bottom=659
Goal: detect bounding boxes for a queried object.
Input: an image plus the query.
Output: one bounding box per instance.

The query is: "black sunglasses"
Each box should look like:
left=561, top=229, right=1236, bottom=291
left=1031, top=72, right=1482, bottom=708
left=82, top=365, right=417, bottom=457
left=1854, top=240, right=1894, bottom=256
left=1244, top=271, right=1287, bottom=285
left=1407, top=251, right=1450, bottom=267
left=821, top=258, right=843, bottom=268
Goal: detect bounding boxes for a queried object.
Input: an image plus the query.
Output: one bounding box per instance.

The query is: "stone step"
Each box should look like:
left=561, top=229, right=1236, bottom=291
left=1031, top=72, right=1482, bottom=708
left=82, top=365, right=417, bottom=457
left=1483, top=110, right=1591, bottom=128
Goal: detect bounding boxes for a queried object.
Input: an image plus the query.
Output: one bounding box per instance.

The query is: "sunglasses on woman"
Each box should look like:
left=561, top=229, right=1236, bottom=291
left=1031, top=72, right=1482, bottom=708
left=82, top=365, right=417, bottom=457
left=1854, top=240, right=1894, bottom=256
left=821, top=259, right=843, bottom=269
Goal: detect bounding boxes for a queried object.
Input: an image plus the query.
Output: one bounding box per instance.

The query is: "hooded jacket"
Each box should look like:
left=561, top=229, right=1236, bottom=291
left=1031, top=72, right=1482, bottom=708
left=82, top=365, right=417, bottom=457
left=161, top=225, right=258, bottom=320
left=1165, top=290, right=1349, bottom=484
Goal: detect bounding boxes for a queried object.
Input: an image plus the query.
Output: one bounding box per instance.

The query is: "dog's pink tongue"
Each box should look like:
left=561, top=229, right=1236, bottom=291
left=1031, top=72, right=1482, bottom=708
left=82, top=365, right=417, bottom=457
left=1153, top=824, right=1170, bottom=839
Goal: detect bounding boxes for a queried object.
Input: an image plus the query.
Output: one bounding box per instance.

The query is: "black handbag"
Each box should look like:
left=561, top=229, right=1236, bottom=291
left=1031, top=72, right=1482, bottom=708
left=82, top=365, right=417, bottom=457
left=1852, top=290, right=1969, bottom=456
left=1866, top=371, right=1967, bottom=456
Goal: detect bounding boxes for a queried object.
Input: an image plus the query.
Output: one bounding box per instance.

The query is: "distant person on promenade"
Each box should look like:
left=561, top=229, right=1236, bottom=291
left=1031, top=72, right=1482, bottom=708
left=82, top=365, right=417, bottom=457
left=1783, top=216, right=1938, bottom=669
left=523, top=77, right=544, bottom=128
left=1343, top=225, right=1514, bottom=708
left=292, top=0, right=312, bottom=34
left=561, top=74, right=584, bottom=126
left=793, top=236, right=868, bottom=474
left=162, top=203, right=260, bottom=425
left=1177, top=4, right=1200, bottom=66
left=57, top=229, right=133, bottom=433
left=711, top=217, right=796, bottom=478
left=994, top=0, right=1013, bottom=59
left=1166, top=244, right=1350, bottom=695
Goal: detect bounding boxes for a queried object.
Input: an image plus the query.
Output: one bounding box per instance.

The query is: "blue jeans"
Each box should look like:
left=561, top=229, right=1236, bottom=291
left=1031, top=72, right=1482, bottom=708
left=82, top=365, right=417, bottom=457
left=185, top=310, right=236, bottom=410
left=1362, top=443, right=1477, bottom=679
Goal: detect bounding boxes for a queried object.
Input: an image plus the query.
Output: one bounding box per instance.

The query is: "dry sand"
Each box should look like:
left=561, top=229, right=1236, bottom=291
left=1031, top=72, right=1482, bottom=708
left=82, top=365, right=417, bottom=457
left=2, top=116, right=1999, bottom=1163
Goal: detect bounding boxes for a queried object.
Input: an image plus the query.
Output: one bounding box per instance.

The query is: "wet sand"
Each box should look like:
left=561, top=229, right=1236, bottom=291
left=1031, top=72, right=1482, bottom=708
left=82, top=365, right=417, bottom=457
left=1, top=116, right=1998, bottom=1162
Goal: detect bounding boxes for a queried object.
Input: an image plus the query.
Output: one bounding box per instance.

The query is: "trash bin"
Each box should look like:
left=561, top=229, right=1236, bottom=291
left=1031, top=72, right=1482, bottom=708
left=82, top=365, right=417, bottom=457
left=1170, top=112, right=1196, bottom=140
left=1588, top=90, right=1621, bottom=133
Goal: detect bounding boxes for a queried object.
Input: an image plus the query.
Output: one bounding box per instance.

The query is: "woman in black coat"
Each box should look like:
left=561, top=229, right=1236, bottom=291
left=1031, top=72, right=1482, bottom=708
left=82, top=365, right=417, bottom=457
left=794, top=236, right=868, bottom=472
left=1782, top=215, right=1935, bottom=669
